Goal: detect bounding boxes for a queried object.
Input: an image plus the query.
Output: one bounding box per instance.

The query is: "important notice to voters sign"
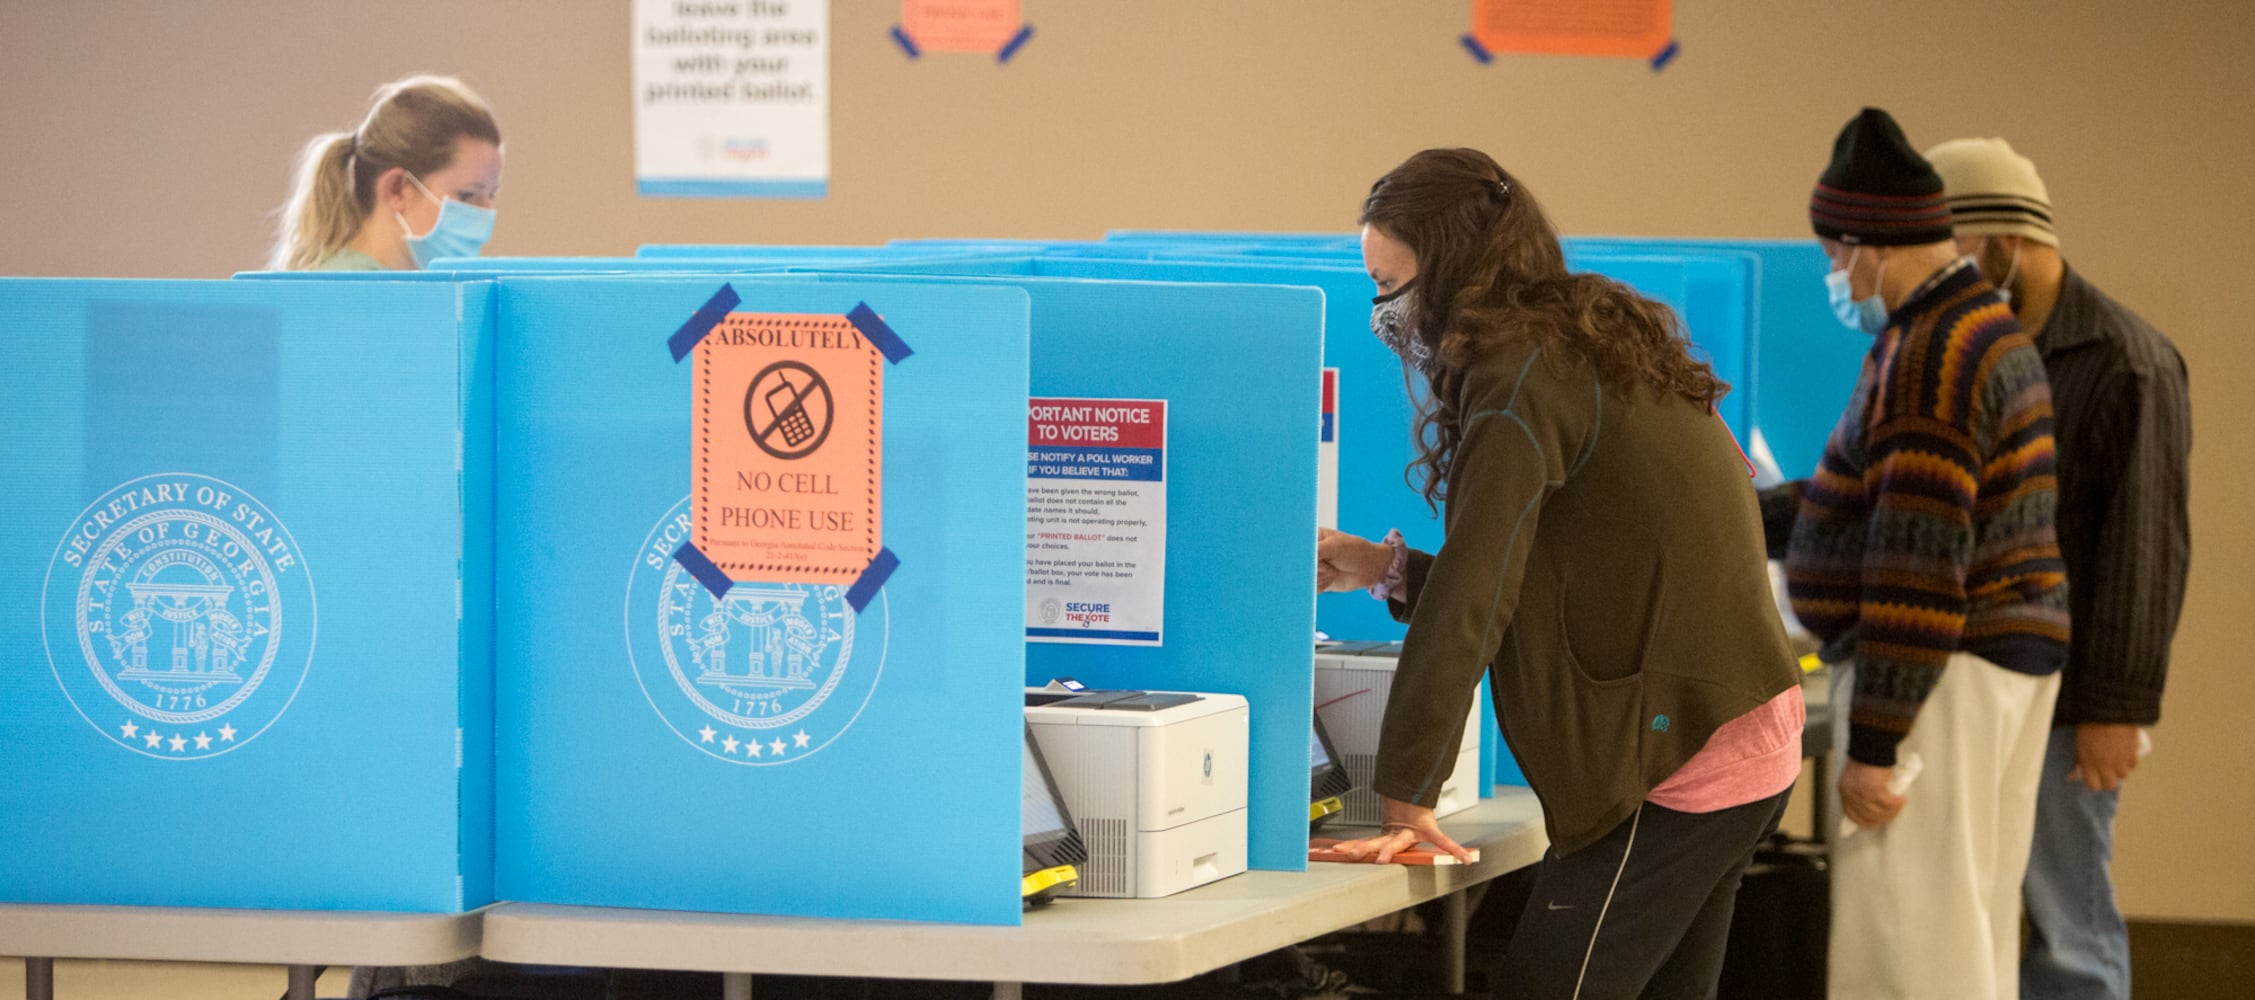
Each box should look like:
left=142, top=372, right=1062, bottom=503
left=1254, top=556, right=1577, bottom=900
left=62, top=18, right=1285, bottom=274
left=1026, top=398, right=1166, bottom=646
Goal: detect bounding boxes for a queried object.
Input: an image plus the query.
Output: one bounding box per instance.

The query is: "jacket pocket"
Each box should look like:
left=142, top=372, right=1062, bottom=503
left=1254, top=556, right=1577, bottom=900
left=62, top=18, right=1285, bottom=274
left=1498, top=632, right=1647, bottom=809
left=1551, top=518, right=1665, bottom=684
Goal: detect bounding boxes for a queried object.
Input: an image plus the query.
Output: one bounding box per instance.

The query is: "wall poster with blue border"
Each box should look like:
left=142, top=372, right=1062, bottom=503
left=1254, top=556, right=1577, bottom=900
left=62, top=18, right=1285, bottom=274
left=633, top=0, right=830, bottom=199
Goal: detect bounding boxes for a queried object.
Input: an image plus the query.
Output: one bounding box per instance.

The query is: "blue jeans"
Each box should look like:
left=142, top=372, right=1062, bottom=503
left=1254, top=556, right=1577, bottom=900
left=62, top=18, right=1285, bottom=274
left=2021, top=725, right=2130, bottom=1000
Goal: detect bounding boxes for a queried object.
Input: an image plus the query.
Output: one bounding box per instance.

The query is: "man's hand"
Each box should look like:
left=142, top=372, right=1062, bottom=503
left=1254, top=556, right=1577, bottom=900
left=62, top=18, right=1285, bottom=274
left=1840, top=759, right=1908, bottom=830
left=1316, top=527, right=1394, bottom=593
left=1325, top=795, right=1473, bottom=864
left=2069, top=723, right=2142, bottom=792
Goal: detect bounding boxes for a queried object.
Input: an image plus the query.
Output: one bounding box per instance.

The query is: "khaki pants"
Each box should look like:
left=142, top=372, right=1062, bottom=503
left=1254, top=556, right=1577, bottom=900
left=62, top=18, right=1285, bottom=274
left=1828, top=653, right=2060, bottom=1000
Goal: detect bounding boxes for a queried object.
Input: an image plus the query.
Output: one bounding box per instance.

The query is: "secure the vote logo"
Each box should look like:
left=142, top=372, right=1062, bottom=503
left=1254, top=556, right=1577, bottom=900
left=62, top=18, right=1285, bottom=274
left=626, top=496, right=887, bottom=766
left=42, top=473, right=317, bottom=759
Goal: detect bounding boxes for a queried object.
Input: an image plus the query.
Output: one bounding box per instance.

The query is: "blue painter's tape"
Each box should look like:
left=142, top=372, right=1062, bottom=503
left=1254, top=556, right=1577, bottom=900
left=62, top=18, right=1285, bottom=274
left=845, top=302, right=915, bottom=364
left=673, top=541, right=734, bottom=600
left=1651, top=38, right=1681, bottom=71
left=890, top=24, right=922, bottom=59
left=668, top=284, right=740, bottom=363
left=1460, top=33, right=1493, bottom=65
left=845, top=547, right=899, bottom=613
left=997, top=25, right=1034, bottom=63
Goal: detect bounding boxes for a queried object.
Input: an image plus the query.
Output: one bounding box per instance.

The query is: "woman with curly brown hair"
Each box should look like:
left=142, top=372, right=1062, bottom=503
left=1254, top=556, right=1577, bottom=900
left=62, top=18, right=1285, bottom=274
left=1316, top=148, right=1804, bottom=998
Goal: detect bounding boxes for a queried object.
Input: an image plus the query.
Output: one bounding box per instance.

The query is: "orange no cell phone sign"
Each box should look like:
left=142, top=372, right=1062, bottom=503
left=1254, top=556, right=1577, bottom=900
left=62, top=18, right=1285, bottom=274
left=900, top=0, right=1022, bottom=54
left=1470, top=0, right=1671, bottom=59
left=693, top=312, right=883, bottom=587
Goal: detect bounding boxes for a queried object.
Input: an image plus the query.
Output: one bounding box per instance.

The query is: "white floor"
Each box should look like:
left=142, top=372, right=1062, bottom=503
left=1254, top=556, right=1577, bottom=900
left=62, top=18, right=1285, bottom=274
left=0, top=958, right=352, bottom=999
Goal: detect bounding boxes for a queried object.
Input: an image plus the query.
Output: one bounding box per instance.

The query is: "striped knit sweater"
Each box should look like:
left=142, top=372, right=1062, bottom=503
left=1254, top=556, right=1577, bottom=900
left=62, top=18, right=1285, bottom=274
left=1785, top=260, right=2070, bottom=766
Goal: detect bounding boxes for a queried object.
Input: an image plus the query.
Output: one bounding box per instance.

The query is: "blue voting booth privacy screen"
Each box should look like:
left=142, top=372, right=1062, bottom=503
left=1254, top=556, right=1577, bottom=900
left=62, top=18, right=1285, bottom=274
left=547, top=256, right=1332, bottom=874
left=1025, top=258, right=1414, bottom=645
left=0, top=237, right=1852, bottom=925
left=1012, top=277, right=1322, bottom=874
left=0, top=278, right=494, bottom=912
left=494, top=276, right=1033, bottom=925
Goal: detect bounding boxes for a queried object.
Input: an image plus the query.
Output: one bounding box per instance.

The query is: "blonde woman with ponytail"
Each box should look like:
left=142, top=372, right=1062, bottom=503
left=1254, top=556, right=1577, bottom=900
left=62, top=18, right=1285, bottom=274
left=271, top=75, right=503, bottom=271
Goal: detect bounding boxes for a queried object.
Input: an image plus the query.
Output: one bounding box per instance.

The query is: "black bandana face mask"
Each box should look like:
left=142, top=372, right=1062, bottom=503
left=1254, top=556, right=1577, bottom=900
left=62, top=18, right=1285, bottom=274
left=1370, top=282, right=1437, bottom=375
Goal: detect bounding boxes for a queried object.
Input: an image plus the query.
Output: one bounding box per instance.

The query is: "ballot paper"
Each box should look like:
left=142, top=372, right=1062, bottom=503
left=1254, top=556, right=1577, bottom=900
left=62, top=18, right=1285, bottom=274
left=1838, top=752, right=1925, bottom=838
left=1309, top=838, right=1480, bottom=866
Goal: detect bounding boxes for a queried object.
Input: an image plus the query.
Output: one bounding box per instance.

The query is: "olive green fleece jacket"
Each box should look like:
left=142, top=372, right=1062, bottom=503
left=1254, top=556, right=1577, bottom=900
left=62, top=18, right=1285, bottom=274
left=1375, top=339, right=1799, bottom=856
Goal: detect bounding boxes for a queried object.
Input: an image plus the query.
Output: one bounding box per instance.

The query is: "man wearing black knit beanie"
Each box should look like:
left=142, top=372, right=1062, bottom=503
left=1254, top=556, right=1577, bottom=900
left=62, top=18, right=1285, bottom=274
left=1762, top=107, right=2072, bottom=1000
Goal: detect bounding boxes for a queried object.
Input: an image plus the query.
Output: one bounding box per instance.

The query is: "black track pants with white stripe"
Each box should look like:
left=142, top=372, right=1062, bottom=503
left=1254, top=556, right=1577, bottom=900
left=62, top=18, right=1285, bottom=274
left=1496, top=788, right=1792, bottom=1000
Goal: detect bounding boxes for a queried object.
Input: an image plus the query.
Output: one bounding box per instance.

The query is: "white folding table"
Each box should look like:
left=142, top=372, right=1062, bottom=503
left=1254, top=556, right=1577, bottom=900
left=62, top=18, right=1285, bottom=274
left=0, top=904, right=481, bottom=1000
left=482, top=787, right=1547, bottom=999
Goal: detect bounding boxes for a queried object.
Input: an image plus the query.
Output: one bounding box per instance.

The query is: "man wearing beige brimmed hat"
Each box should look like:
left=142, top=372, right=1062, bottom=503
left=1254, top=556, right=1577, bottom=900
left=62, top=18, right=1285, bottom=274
left=1927, top=136, right=2192, bottom=1000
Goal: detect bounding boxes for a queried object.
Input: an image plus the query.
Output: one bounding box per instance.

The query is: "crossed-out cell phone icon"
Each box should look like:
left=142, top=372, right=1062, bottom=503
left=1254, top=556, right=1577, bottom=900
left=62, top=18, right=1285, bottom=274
left=766, top=377, right=817, bottom=447
left=744, top=361, right=834, bottom=460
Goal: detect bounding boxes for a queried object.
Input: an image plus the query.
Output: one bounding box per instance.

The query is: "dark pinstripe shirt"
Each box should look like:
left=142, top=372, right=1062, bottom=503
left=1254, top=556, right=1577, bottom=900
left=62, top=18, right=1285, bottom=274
left=2037, top=266, right=2191, bottom=726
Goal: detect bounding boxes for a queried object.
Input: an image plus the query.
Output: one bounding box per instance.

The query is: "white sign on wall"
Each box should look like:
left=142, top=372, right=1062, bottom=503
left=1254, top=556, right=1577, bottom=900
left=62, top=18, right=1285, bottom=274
left=633, top=0, right=830, bottom=198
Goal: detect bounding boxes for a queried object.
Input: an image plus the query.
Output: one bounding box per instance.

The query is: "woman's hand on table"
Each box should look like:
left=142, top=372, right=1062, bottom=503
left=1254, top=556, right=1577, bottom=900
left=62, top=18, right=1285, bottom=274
left=1326, top=795, right=1473, bottom=864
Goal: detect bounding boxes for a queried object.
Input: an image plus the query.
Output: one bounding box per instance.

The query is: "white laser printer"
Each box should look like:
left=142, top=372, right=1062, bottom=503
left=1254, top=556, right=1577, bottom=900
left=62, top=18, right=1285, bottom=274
left=1312, top=641, right=1483, bottom=825
left=1023, top=688, right=1249, bottom=898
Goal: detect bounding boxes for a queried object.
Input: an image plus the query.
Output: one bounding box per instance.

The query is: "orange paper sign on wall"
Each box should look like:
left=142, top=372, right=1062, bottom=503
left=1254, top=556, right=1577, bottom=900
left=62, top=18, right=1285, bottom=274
left=901, top=0, right=1023, bottom=54
left=693, top=313, right=884, bottom=587
left=1470, top=0, right=1671, bottom=59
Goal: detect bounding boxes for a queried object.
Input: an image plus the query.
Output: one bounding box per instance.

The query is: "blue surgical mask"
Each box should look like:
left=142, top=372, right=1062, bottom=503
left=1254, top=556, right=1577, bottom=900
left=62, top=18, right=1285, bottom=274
left=1825, top=246, right=1890, bottom=335
left=1370, top=281, right=1437, bottom=374
left=397, top=173, right=496, bottom=268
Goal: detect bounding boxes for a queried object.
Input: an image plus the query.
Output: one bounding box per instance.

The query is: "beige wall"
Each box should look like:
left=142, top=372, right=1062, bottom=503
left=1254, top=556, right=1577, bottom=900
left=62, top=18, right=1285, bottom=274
left=3, top=1, right=2250, bottom=921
